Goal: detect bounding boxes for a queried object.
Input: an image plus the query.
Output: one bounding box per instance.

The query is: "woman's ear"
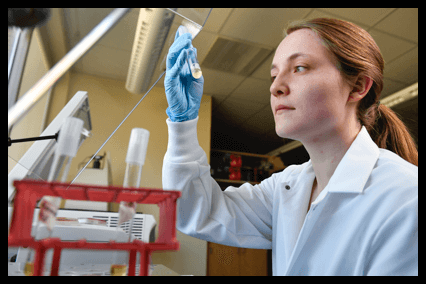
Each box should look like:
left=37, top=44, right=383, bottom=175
left=348, top=76, right=373, bottom=102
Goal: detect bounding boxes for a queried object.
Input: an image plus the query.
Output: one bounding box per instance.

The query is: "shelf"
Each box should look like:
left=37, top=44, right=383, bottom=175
left=211, top=149, right=286, bottom=189
left=214, top=178, right=259, bottom=185
left=211, top=149, right=274, bottom=158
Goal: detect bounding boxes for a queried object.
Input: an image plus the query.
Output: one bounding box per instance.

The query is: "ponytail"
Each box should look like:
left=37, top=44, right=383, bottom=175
left=363, top=103, right=418, bottom=166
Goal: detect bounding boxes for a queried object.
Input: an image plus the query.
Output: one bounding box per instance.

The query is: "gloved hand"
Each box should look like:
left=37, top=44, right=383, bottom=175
left=164, top=28, right=204, bottom=122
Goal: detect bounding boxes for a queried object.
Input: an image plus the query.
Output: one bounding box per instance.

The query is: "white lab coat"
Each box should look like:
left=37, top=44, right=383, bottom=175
left=162, top=117, right=418, bottom=276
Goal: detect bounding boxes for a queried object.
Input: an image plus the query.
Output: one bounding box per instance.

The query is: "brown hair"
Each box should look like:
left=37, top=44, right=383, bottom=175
left=285, top=18, right=418, bottom=166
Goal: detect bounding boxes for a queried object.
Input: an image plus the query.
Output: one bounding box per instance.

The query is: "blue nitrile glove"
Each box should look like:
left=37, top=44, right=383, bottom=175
left=164, top=29, right=204, bottom=122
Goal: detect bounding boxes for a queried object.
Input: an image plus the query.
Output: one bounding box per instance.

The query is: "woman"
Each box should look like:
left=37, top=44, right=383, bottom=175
left=162, top=18, right=418, bottom=276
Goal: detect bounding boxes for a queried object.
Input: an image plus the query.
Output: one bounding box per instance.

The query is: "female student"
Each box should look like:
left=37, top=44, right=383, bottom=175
left=162, top=18, right=418, bottom=276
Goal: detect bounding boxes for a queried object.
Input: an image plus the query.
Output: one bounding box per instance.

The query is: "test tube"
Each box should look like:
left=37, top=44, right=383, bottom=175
left=111, top=128, right=150, bottom=276
left=24, top=117, right=83, bottom=276
left=188, top=51, right=202, bottom=79
left=177, top=25, right=202, bottom=79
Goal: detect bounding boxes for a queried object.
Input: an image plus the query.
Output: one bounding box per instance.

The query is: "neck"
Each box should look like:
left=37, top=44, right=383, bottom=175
left=302, top=125, right=362, bottom=192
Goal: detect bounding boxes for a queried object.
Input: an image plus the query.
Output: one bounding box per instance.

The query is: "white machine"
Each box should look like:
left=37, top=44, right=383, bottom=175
left=8, top=208, right=156, bottom=275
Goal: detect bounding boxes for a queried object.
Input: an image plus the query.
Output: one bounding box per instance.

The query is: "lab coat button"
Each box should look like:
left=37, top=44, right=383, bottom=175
left=285, top=185, right=290, bottom=190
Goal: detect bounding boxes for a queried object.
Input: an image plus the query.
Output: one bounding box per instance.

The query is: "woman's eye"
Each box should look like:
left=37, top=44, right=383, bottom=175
left=295, top=66, right=306, bottom=73
left=271, top=76, right=276, bottom=83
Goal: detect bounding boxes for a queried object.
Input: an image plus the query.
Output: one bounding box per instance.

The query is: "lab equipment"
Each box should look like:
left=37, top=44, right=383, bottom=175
left=47, top=117, right=83, bottom=182
left=8, top=91, right=91, bottom=206
left=111, top=128, right=150, bottom=276
left=25, top=116, right=83, bottom=275
left=177, top=20, right=203, bottom=79
left=123, top=128, right=150, bottom=188
left=8, top=180, right=180, bottom=276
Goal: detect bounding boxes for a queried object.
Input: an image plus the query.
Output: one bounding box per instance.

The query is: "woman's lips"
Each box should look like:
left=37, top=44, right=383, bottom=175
left=275, top=105, right=295, bottom=113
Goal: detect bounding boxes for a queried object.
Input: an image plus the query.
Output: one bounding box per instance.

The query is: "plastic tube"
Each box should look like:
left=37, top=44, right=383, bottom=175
left=25, top=117, right=83, bottom=275
left=111, top=128, right=150, bottom=276
left=177, top=24, right=202, bottom=79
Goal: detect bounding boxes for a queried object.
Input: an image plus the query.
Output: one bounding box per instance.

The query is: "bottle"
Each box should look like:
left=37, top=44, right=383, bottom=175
left=111, top=128, right=150, bottom=276
left=25, top=117, right=83, bottom=276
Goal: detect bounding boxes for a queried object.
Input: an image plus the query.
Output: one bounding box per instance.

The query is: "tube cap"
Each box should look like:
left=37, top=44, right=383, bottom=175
left=125, top=128, right=150, bottom=165
left=56, top=117, right=83, bottom=157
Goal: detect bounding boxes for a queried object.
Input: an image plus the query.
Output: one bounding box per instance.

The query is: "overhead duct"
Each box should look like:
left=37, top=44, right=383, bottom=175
left=125, top=8, right=175, bottom=94
left=202, top=36, right=273, bottom=77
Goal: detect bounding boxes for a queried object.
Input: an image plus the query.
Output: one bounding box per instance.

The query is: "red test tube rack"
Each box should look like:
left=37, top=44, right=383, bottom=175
left=8, top=179, right=181, bottom=276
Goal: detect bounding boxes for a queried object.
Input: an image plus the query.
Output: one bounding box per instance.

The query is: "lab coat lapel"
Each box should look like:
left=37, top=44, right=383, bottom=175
left=278, top=163, right=315, bottom=264
left=285, top=195, right=326, bottom=275
left=327, top=126, right=380, bottom=194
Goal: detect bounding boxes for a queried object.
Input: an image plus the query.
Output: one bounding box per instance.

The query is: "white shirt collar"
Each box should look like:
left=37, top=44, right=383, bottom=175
left=312, top=126, right=380, bottom=194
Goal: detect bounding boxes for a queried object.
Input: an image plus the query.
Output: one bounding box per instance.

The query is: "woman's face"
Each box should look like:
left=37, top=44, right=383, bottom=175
left=270, top=29, right=353, bottom=142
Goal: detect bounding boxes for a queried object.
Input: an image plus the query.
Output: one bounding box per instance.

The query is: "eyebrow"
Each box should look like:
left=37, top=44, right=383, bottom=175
left=271, top=52, right=311, bottom=71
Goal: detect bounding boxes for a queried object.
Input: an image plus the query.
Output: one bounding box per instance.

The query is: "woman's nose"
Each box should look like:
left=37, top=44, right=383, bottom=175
left=270, top=77, right=289, bottom=97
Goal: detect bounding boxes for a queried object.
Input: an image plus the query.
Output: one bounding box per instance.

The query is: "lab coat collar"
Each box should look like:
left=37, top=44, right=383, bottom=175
left=319, top=126, right=380, bottom=194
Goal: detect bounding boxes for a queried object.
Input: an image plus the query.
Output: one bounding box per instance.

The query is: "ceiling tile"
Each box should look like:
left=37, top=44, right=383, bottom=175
left=62, top=8, right=80, bottom=48
left=229, top=77, right=271, bottom=103
left=76, top=8, right=115, bottom=39
left=369, top=29, right=416, bottom=63
left=383, top=46, right=418, bottom=85
left=304, top=9, right=370, bottom=30
left=193, top=30, right=217, bottom=63
left=374, top=8, right=418, bottom=43
left=317, top=8, right=396, bottom=27
left=381, top=78, right=407, bottom=99
left=211, top=93, right=229, bottom=110
left=201, top=68, right=246, bottom=96
left=96, top=9, right=139, bottom=52
left=201, top=8, right=233, bottom=33
left=220, top=8, right=312, bottom=48
left=64, top=8, right=138, bottom=52
left=251, top=51, right=274, bottom=81
left=79, top=44, right=130, bottom=81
